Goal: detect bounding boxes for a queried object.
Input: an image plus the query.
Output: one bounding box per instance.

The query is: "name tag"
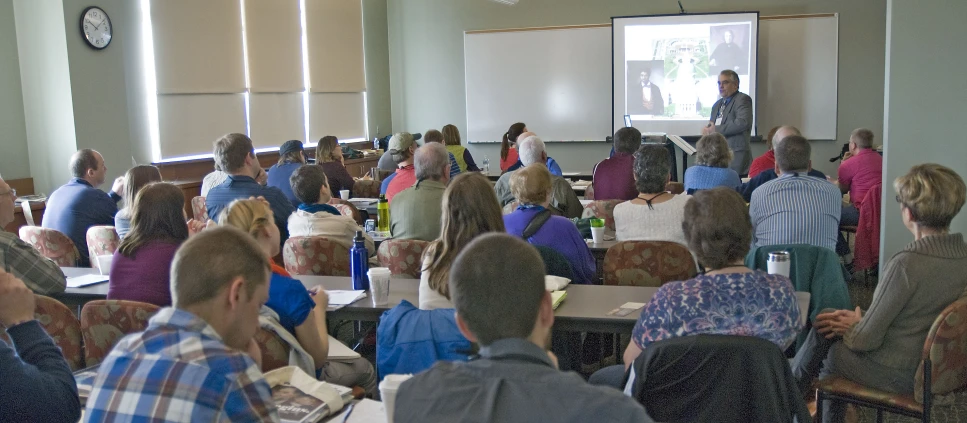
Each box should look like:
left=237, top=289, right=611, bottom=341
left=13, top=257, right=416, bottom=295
left=715, top=117, right=723, bottom=126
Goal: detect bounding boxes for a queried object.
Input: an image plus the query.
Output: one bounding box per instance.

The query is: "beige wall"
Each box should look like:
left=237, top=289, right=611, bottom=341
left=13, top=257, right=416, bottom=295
left=387, top=0, right=887, bottom=176
left=881, top=0, right=967, bottom=263
left=0, top=0, right=30, bottom=180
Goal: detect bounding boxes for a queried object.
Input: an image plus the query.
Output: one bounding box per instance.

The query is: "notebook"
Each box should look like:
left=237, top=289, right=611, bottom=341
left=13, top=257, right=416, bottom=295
left=66, top=274, right=109, bottom=288
left=327, top=336, right=361, bottom=360
left=551, top=291, right=567, bottom=310
left=326, top=290, right=367, bottom=311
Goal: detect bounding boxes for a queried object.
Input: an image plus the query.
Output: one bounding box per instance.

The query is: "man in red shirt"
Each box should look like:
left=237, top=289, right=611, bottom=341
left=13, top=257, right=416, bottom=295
left=833, top=128, right=882, bottom=226
left=385, top=132, right=419, bottom=202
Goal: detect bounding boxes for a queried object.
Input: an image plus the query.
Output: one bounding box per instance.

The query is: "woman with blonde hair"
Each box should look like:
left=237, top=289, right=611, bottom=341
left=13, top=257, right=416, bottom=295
left=218, top=199, right=376, bottom=393
left=504, top=164, right=596, bottom=285
left=115, top=165, right=162, bottom=238
left=792, top=164, right=967, bottom=422
left=683, top=133, right=740, bottom=193
left=315, top=135, right=355, bottom=198
left=441, top=124, right=480, bottom=172
left=419, top=173, right=505, bottom=309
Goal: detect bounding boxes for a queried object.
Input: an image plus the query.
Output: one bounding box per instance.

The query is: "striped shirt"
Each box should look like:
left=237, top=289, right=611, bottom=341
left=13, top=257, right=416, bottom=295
left=749, top=173, right=841, bottom=252
left=84, top=308, right=279, bottom=422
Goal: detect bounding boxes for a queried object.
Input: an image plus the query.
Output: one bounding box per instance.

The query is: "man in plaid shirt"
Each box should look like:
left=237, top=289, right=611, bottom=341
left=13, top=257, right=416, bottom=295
left=84, top=227, right=279, bottom=422
left=0, top=176, right=66, bottom=295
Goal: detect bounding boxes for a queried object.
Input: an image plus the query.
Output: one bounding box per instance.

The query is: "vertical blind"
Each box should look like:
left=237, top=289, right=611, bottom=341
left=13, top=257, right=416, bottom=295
left=149, top=0, right=367, bottom=160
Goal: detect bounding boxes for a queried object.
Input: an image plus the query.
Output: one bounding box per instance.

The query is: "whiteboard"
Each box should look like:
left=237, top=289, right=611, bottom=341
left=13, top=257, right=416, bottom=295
left=464, top=26, right=611, bottom=143
left=758, top=15, right=839, bottom=139
left=464, top=15, right=839, bottom=143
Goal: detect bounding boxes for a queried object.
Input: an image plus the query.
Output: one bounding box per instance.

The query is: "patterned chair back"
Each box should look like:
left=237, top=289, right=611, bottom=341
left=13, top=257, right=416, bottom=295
left=327, top=198, right=363, bottom=225
left=581, top=200, right=622, bottom=232
left=353, top=179, right=380, bottom=199
left=0, top=296, right=85, bottom=370
left=603, top=241, right=697, bottom=287
left=191, top=196, right=208, bottom=222
left=86, top=226, right=120, bottom=271
left=282, top=236, right=352, bottom=276
left=915, top=296, right=967, bottom=403
left=80, top=300, right=161, bottom=366
left=18, top=226, right=81, bottom=267
left=377, top=239, right=429, bottom=278
left=253, top=327, right=291, bottom=373
left=584, top=183, right=595, bottom=200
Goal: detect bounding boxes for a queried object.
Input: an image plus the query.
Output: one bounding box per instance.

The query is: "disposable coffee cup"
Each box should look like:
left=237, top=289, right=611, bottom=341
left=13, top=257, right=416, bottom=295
left=96, top=254, right=113, bottom=275
left=589, top=218, right=605, bottom=244
left=339, top=189, right=350, bottom=200
left=379, top=374, right=412, bottom=423
left=367, top=267, right=391, bottom=306
left=767, top=251, right=791, bottom=278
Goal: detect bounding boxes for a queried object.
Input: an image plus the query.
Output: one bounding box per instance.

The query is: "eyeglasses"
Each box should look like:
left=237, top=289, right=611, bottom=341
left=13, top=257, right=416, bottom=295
left=0, top=188, right=15, bottom=197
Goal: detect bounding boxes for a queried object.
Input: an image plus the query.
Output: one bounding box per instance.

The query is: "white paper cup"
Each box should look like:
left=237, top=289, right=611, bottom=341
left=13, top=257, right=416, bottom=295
left=340, top=189, right=350, bottom=200
left=367, top=267, right=391, bottom=306
left=767, top=259, right=791, bottom=278
left=96, top=254, right=113, bottom=275
left=379, top=374, right=413, bottom=423
left=590, top=226, right=605, bottom=244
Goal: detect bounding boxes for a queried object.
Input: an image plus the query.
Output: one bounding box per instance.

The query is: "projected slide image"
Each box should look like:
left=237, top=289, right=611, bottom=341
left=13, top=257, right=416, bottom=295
left=709, top=24, right=750, bottom=74
left=626, top=61, right=666, bottom=116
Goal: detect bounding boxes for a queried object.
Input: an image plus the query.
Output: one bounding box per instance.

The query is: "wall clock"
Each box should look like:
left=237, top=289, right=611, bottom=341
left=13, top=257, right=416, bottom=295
left=81, top=6, right=112, bottom=50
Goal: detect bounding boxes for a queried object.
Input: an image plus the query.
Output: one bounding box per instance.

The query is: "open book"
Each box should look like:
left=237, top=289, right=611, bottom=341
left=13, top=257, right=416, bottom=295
left=266, top=366, right=354, bottom=423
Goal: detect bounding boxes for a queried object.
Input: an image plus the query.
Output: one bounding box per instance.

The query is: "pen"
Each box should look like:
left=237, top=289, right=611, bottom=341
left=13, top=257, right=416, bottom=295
left=340, top=402, right=355, bottom=423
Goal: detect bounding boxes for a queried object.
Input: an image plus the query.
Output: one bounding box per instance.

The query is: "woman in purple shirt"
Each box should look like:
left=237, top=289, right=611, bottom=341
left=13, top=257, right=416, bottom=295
left=108, top=182, right=204, bottom=306
left=504, top=164, right=596, bottom=284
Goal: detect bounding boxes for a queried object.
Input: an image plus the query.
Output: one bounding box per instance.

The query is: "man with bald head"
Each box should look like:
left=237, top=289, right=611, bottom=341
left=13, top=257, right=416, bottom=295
left=503, top=131, right=563, bottom=176
left=494, top=135, right=582, bottom=218
left=390, top=143, right=452, bottom=241
left=735, top=126, right=828, bottom=202
left=43, top=149, right=124, bottom=266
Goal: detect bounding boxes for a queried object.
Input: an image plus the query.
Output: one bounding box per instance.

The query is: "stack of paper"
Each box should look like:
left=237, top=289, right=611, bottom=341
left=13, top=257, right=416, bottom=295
left=326, top=290, right=367, bottom=310
left=551, top=291, right=567, bottom=310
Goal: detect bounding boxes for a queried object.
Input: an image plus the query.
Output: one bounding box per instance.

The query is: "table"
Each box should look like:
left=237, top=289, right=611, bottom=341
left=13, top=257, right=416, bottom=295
left=55, top=268, right=655, bottom=334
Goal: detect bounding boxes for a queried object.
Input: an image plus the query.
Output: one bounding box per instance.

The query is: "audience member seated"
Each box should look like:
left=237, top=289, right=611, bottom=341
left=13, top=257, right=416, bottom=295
left=420, top=173, right=505, bottom=310
left=85, top=228, right=278, bottom=421
left=220, top=199, right=376, bottom=393
left=442, top=124, right=480, bottom=172
left=503, top=128, right=563, bottom=176
left=495, top=135, right=582, bottom=218
left=390, top=143, right=451, bottom=241
left=735, top=126, right=827, bottom=202
left=108, top=183, right=204, bottom=307
left=750, top=135, right=841, bottom=252
left=43, top=149, right=124, bottom=266
left=499, top=122, right=526, bottom=172
left=287, top=165, right=375, bottom=255
left=395, top=233, right=647, bottom=423
left=614, top=144, right=691, bottom=245
left=202, top=165, right=267, bottom=197
left=378, top=132, right=421, bottom=172
left=315, top=136, right=356, bottom=198
left=0, top=176, right=65, bottom=295
left=0, top=270, right=80, bottom=423
left=747, top=125, right=781, bottom=178
left=792, top=163, right=967, bottom=422
left=206, top=133, right=295, bottom=248
left=422, top=129, right=460, bottom=178
left=683, top=133, right=741, bottom=193
left=266, top=140, right=307, bottom=207
left=504, top=165, right=596, bottom=285
left=590, top=188, right=800, bottom=388
left=592, top=127, right=641, bottom=201
left=114, top=165, right=162, bottom=239
left=385, top=132, right=420, bottom=202
left=833, top=128, right=883, bottom=226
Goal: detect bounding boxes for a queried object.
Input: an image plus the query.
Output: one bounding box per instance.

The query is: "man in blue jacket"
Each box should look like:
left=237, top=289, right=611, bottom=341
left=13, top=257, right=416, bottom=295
left=42, top=149, right=123, bottom=266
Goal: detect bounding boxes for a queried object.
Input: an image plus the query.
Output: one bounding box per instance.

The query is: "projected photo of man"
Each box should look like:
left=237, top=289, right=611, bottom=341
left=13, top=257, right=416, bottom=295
left=627, top=60, right=665, bottom=116
left=709, top=26, right=749, bottom=74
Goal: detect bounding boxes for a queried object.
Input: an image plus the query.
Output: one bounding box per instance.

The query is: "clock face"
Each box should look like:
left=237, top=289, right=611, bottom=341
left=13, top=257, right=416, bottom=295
left=81, top=7, right=112, bottom=49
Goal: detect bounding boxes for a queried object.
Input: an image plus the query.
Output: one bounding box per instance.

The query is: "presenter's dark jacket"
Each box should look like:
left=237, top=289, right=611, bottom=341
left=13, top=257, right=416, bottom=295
left=709, top=92, right=753, bottom=155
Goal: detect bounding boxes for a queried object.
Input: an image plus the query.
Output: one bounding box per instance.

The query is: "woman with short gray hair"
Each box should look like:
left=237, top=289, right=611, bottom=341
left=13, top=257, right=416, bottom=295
left=613, top=144, right=691, bottom=246
left=683, top=133, right=741, bottom=193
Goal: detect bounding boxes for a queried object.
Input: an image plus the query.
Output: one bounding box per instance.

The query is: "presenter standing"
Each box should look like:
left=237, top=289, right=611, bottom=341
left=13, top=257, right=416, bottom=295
left=702, top=70, right=753, bottom=176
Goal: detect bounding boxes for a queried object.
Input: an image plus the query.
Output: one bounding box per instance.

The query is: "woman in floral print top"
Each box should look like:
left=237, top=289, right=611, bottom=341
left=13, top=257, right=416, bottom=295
left=623, top=188, right=801, bottom=365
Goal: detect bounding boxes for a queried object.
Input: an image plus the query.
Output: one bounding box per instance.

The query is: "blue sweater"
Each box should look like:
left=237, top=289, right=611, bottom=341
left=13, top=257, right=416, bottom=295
left=206, top=175, right=296, bottom=247
left=684, top=165, right=741, bottom=194
left=267, top=162, right=304, bottom=208
left=0, top=320, right=81, bottom=422
left=504, top=207, right=596, bottom=285
left=42, top=178, right=120, bottom=266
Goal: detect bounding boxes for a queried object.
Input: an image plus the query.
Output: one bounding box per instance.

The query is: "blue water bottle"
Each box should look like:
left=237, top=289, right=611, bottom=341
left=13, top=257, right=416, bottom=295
left=350, top=231, right=369, bottom=290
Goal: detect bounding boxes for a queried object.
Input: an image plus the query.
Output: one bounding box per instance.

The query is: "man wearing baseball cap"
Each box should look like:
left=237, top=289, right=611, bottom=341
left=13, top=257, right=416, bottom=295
left=383, top=132, right=421, bottom=202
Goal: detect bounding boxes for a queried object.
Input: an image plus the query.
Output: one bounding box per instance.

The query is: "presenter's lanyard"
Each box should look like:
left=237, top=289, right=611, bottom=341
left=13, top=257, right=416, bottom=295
left=717, top=95, right=734, bottom=120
